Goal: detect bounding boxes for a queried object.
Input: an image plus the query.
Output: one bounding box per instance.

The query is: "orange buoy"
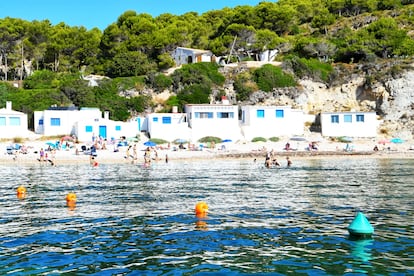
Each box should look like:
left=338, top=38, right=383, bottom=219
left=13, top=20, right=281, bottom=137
left=16, top=186, right=27, bottom=199
left=17, top=186, right=27, bottom=195
left=66, top=193, right=77, bottom=202
left=195, top=201, right=208, bottom=218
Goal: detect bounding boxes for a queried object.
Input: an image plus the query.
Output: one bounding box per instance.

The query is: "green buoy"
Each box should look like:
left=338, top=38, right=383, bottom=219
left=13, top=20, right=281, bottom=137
left=348, top=212, right=374, bottom=238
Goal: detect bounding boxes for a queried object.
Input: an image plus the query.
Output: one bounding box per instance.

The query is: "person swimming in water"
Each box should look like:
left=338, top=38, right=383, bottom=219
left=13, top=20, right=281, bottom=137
left=286, top=156, right=292, bottom=167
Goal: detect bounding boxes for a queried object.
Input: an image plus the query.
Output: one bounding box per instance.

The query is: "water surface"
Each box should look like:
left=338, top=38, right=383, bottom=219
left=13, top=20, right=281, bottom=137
left=0, top=158, right=413, bottom=275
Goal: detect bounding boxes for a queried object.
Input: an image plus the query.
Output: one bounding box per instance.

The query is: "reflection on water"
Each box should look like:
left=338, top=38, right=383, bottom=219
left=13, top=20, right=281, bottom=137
left=0, top=158, right=413, bottom=274
left=350, top=238, right=373, bottom=263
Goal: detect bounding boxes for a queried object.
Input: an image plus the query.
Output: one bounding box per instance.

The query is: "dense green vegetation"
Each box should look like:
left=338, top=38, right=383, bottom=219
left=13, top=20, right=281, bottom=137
left=1, top=0, right=414, bottom=124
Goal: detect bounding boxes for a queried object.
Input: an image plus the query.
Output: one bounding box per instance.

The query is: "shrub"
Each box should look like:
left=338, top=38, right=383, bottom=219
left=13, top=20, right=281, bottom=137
left=149, top=138, right=168, bottom=145
left=172, top=62, right=225, bottom=88
left=233, top=72, right=257, bottom=101
left=198, top=136, right=222, bottom=144
left=287, top=57, right=333, bottom=83
left=252, top=137, right=267, bottom=142
left=23, top=70, right=59, bottom=89
left=253, top=64, right=296, bottom=92
left=269, top=137, right=280, bottom=142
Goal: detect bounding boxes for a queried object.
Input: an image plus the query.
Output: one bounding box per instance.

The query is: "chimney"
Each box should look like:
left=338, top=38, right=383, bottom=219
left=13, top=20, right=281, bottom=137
left=221, top=96, right=229, bottom=105
left=172, top=106, right=178, bottom=113
left=104, top=111, right=109, bottom=120
left=6, top=101, right=12, bottom=110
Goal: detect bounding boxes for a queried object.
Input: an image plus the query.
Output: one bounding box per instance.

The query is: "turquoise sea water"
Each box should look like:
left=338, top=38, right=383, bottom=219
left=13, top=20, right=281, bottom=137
left=0, top=158, right=413, bottom=275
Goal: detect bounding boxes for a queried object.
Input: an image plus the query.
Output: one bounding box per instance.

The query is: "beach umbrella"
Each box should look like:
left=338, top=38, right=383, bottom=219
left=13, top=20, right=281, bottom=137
left=222, top=139, right=232, bottom=143
left=61, top=135, right=74, bottom=141
left=378, top=139, right=390, bottom=145
left=46, top=142, right=56, bottom=148
left=390, top=138, right=404, bottom=144
left=144, top=141, right=157, bottom=147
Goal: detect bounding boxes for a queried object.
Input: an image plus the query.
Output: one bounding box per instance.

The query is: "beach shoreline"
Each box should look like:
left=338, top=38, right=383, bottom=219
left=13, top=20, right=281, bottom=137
left=2, top=139, right=414, bottom=165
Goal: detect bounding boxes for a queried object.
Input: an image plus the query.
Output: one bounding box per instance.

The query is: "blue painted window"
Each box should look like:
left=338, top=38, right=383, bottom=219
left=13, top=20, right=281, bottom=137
left=115, top=125, right=121, bottom=131
left=195, top=112, right=213, bottom=118
left=275, top=109, right=284, bottom=118
left=0, top=117, right=6, bottom=126
left=9, top=117, right=20, bottom=126
left=162, top=117, right=172, bottom=124
left=217, top=112, right=234, bottom=118
left=50, top=118, right=60, bottom=126
left=257, top=110, right=265, bottom=118
left=39, top=119, right=43, bottom=125
left=344, top=115, right=352, bottom=123
left=331, top=115, right=339, bottom=123
left=153, top=117, right=159, bottom=122
left=356, top=114, right=365, bottom=122
left=85, top=126, right=93, bottom=132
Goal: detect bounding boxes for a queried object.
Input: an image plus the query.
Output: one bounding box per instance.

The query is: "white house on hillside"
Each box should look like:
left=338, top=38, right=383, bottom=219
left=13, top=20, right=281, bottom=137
left=240, top=105, right=304, bottom=140
left=185, top=103, right=242, bottom=142
left=320, top=111, right=378, bottom=138
left=173, top=47, right=215, bottom=66
left=0, top=101, right=28, bottom=138
left=145, top=112, right=190, bottom=141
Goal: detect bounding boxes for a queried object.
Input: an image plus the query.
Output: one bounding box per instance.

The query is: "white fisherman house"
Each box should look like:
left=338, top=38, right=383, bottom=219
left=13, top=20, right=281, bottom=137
left=320, top=111, right=378, bottom=138
left=185, top=103, right=242, bottom=142
left=240, top=105, right=304, bottom=140
left=173, top=47, right=215, bottom=66
left=34, top=106, right=141, bottom=142
left=34, top=106, right=102, bottom=137
left=74, top=111, right=139, bottom=142
left=0, top=101, right=29, bottom=138
left=145, top=111, right=190, bottom=142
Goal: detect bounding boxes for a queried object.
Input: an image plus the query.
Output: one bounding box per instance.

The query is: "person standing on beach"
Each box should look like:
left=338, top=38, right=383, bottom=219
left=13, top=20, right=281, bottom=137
left=144, top=147, right=151, bottom=165
left=39, top=148, right=45, bottom=162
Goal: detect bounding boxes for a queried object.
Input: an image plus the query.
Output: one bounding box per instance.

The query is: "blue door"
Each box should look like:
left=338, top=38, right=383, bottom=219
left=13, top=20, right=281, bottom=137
left=136, top=117, right=141, bottom=131
left=99, top=125, right=107, bottom=139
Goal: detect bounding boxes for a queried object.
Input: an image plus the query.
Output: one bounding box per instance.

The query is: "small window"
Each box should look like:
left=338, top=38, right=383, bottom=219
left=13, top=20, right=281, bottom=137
left=331, top=115, right=339, bottom=123
left=115, top=125, right=121, bottom=131
left=275, top=110, right=284, bottom=118
left=9, top=117, right=21, bottom=126
left=153, top=117, right=159, bottom=122
left=0, top=117, right=6, bottom=126
left=162, top=117, right=172, bottom=124
left=51, top=118, right=61, bottom=126
left=195, top=112, right=213, bottom=119
left=39, top=119, right=44, bottom=125
left=85, top=126, right=93, bottom=132
left=217, top=112, right=234, bottom=118
left=257, top=110, right=265, bottom=118
left=344, top=115, right=352, bottom=123
left=356, top=114, right=365, bottom=122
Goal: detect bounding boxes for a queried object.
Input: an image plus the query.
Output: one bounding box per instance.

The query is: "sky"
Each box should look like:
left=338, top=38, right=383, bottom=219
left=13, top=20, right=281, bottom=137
left=1, top=0, right=267, bottom=30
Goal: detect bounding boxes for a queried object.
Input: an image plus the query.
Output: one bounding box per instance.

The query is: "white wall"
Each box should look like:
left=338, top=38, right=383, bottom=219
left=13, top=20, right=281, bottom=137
left=34, top=108, right=102, bottom=136
left=0, top=101, right=29, bottom=138
left=321, top=112, right=378, bottom=137
left=185, top=104, right=242, bottom=142
left=75, top=118, right=138, bottom=142
left=240, top=106, right=304, bottom=140
left=146, top=113, right=190, bottom=141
